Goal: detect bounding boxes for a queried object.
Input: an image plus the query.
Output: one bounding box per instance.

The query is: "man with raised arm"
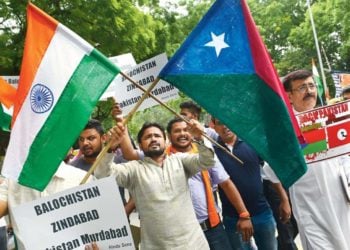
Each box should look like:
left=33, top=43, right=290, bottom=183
left=94, top=119, right=215, bottom=250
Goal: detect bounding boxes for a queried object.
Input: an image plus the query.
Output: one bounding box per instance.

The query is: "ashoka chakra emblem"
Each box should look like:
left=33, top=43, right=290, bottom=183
left=30, top=84, right=54, bottom=113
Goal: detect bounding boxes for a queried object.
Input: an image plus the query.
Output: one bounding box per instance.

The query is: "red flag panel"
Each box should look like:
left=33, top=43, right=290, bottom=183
left=327, top=121, right=350, bottom=148
left=302, top=128, right=326, bottom=144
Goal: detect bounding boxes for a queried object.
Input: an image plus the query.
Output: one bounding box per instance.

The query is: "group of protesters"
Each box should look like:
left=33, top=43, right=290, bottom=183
left=0, top=68, right=350, bottom=250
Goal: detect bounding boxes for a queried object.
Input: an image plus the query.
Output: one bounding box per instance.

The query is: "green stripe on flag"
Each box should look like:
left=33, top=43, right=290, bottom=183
left=18, top=49, right=120, bottom=191
left=0, top=104, right=11, bottom=132
left=162, top=74, right=306, bottom=187
left=315, top=77, right=324, bottom=96
left=302, top=140, right=327, bottom=155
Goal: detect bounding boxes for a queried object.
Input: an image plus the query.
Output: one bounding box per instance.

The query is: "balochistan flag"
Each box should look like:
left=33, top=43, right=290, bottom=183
left=1, top=3, right=120, bottom=191
left=312, top=59, right=324, bottom=103
left=159, top=0, right=307, bottom=187
left=0, top=77, right=16, bottom=131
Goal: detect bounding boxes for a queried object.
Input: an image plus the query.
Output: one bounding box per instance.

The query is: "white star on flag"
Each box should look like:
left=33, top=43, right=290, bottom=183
left=205, top=32, right=229, bottom=57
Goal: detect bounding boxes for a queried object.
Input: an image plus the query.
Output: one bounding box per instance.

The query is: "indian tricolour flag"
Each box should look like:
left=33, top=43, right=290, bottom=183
left=312, top=58, right=324, bottom=103
left=0, top=77, right=16, bottom=132
left=1, top=3, right=120, bottom=191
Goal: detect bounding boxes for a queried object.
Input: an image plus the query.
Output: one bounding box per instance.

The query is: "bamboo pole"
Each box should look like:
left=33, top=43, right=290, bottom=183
left=80, top=79, right=160, bottom=184
left=120, top=72, right=243, bottom=165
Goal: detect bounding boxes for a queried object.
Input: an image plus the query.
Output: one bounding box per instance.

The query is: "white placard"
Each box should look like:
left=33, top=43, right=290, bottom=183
left=12, top=177, right=134, bottom=250
left=1, top=75, right=19, bottom=88
left=114, top=53, right=179, bottom=114
left=100, top=53, right=137, bottom=100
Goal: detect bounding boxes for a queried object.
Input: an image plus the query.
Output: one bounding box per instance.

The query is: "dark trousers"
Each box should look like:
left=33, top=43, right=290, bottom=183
left=204, top=222, right=233, bottom=250
left=263, top=180, right=299, bottom=250
left=0, top=226, right=7, bottom=250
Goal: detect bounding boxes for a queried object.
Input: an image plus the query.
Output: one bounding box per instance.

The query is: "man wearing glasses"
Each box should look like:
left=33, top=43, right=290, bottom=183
left=284, top=71, right=318, bottom=113
left=279, top=70, right=350, bottom=250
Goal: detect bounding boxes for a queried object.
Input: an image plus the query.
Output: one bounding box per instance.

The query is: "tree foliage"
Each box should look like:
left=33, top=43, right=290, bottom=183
left=0, top=0, right=166, bottom=74
left=248, top=0, right=350, bottom=76
left=2, top=0, right=348, bottom=76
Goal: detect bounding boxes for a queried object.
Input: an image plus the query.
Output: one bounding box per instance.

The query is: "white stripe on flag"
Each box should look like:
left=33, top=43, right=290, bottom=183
left=1, top=104, right=13, bottom=116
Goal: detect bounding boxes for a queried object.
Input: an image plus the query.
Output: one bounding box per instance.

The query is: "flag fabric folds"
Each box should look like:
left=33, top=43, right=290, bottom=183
left=159, top=0, right=307, bottom=187
left=1, top=3, right=120, bottom=191
left=0, top=77, right=16, bottom=131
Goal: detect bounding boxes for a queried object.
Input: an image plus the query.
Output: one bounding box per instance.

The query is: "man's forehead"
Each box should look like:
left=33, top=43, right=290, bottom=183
left=180, top=108, right=191, bottom=114
left=171, top=121, right=187, bottom=130
left=80, top=128, right=100, bottom=137
left=291, top=76, right=314, bottom=85
left=144, top=126, right=163, bottom=135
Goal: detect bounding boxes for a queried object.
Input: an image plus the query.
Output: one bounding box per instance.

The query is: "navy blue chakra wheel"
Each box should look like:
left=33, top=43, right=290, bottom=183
left=30, top=84, right=54, bottom=113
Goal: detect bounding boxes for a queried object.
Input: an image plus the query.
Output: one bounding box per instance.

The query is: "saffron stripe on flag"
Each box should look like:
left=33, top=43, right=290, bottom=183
left=12, top=4, right=58, bottom=124
left=0, top=77, right=17, bottom=109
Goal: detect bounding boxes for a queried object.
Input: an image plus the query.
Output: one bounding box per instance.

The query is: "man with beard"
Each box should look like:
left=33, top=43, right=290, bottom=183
left=70, top=119, right=105, bottom=172
left=94, top=120, right=215, bottom=250
left=278, top=69, right=350, bottom=250
left=165, top=117, right=253, bottom=249
left=71, top=116, right=135, bottom=212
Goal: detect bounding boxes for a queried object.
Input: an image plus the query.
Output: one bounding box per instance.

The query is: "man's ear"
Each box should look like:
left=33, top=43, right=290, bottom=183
left=101, top=134, right=107, bottom=144
left=287, top=91, right=293, bottom=103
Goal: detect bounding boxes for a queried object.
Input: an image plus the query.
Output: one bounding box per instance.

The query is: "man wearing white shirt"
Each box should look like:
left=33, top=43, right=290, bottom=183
left=281, top=69, right=350, bottom=250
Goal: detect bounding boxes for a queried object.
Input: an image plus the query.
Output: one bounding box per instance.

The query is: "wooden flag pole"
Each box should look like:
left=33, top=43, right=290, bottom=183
left=120, top=72, right=243, bottom=165
left=80, top=79, right=160, bottom=185
left=123, top=78, right=160, bottom=125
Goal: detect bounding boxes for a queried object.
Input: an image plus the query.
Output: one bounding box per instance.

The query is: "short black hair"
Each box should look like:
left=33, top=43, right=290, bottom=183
left=282, top=70, right=313, bottom=92
left=167, top=117, right=185, bottom=134
left=342, top=86, right=350, bottom=95
left=84, top=119, right=104, bottom=135
left=137, top=122, right=166, bottom=143
left=180, top=101, right=202, bottom=119
left=211, top=116, right=217, bottom=124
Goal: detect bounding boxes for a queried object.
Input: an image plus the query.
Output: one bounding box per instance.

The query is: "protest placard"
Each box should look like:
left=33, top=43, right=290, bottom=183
left=12, top=177, right=134, bottom=250
left=296, top=100, right=350, bottom=163
left=1, top=75, right=19, bottom=88
left=113, top=53, right=179, bottom=114
left=100, top=53, right=137, bottom=100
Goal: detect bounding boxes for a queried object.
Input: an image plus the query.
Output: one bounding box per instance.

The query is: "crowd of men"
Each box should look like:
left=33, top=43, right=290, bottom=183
left=0, top=69, right=350, bottom=250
